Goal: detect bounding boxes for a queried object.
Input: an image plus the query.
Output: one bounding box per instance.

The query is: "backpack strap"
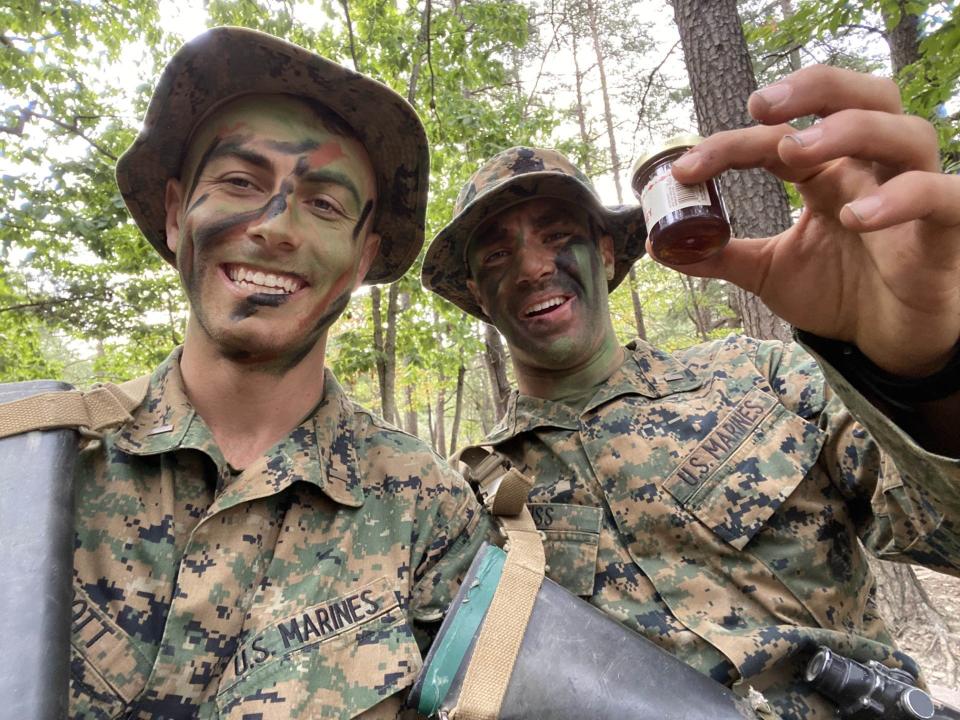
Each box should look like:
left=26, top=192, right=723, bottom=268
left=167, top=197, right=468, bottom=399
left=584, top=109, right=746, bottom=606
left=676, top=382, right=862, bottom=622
left=453, top=446, right=546, bottom=720
left=0, top=375, right=150, bottom=439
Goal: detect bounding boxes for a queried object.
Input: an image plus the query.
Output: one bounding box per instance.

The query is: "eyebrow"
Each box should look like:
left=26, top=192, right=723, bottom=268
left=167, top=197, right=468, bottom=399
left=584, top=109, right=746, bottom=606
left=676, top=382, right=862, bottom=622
left=205, top=143, right=274, bottom=172
left=531, top=208, right=579, bottom=228
left=299, top=168, right=363, bottom=212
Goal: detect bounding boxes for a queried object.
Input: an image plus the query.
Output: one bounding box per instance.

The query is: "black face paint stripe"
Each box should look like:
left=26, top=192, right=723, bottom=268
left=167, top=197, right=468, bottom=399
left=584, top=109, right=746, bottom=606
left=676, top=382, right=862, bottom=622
left=266, top=139, right=320, bottom=154
left=186, top=193, right=210, bottom=216
left=192, top=189, right=291, bottom=251
left=184, top=135, right=253, bottom=202
left=352, top=200, right=374, bottom=241
left=247, top=292, right=290, bottom=307
left=293, top=156, right=310, bottom=177
left=231, top=299, right=259, bottom=321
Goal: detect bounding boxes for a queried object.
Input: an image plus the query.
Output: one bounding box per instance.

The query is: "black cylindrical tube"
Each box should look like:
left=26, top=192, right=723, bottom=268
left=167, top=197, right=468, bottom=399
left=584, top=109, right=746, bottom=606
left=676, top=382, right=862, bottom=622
left=0, top=381, right=78, bottom=720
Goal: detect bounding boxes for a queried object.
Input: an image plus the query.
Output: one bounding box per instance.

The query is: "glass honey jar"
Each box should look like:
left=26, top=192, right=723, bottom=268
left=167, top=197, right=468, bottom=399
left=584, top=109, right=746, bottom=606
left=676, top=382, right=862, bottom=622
left=631, top=135, right=730, bottom=265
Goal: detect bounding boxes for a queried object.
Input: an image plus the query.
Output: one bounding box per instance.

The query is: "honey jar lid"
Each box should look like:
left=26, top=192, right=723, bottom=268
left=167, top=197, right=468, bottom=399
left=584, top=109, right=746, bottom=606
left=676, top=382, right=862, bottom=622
left=631, top=134, right=705, bottom=182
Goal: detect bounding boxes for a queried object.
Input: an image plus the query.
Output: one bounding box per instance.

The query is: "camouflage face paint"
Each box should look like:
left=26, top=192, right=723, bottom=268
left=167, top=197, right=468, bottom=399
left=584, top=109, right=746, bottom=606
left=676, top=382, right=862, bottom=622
left=171, top=94, right=378, bottom=371
left=468, top=198, right=622, bottom=401
left=352, top=200, right=373, bottom=241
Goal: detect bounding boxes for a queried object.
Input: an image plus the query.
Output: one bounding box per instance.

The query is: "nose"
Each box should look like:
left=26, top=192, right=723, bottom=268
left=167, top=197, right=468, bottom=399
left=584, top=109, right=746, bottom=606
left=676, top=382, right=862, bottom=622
left=515, top=238, right=555, bottom=286
left=247, top=188, right=300, bottom=251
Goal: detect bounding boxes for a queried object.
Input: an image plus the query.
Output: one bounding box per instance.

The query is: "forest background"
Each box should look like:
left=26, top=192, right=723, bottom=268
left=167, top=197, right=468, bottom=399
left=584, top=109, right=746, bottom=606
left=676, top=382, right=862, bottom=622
left=2, top=0, right=959, bottom=697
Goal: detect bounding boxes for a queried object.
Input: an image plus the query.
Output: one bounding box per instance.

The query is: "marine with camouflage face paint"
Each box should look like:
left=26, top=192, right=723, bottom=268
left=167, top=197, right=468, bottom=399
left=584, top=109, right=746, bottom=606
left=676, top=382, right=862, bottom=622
left=423, top=66, right=960, bottom=719
left=67, top=28, right=488, bottom=719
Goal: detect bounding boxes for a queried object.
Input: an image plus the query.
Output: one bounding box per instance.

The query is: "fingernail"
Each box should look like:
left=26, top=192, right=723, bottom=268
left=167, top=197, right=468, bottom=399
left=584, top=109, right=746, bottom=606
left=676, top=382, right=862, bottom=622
left=752, top=82, right=792, bottom=110
left=672, top=150, right=701, bottom=172
left=786, top=126, right=822, bottom=148
left=844, top=195, right=883, bottom=223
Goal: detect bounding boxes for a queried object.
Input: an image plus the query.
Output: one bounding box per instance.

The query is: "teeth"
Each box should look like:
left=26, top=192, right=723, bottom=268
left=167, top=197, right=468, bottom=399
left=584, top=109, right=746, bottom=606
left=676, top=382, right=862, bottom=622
left=226, top=265, right=303, bottom=294
left=526, top=297, right=566, bottom=316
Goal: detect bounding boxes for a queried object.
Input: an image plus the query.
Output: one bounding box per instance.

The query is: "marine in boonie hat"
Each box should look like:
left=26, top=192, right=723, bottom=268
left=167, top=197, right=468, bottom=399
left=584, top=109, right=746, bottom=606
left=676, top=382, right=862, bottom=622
left=422, top=146, right=647, bottom=320
left=116, top=26, right=428, bottom=284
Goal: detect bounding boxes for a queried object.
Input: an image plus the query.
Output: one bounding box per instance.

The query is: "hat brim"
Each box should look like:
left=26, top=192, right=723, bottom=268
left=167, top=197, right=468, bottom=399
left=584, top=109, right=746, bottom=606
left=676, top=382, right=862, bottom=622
left=116, top=27, right=428, bottom=284
left=422, top=172, right=647, bottom=321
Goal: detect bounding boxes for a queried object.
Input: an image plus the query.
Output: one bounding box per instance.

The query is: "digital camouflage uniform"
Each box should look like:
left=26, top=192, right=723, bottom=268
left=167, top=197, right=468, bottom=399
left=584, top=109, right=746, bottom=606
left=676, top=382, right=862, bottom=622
left=423, top=148, right=960, bottom=720
left=70, top=349, right=487, bottom=718
left=65, top=27, right=490, bottom=720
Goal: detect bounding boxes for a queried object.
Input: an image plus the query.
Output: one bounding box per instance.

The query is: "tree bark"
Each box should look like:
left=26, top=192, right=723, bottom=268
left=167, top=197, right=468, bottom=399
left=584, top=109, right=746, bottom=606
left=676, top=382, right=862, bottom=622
left=582, top=0, right=648, bottom=338
left=484, top=323, right=511, bottom=420
left=370, top=287, right=390, bottom=421
left=586, top=0, right=624, bottom=202
left=449, top=363, right=466, bottom=456
left=404, top=384, right=418, bottom=437
left=670, top=0, right=792, bottom=342
left=381, top=283, right=399, bottom=424
left=628, top=268, right=648, bottom=341
left=881, top=0, right=921, bottom=77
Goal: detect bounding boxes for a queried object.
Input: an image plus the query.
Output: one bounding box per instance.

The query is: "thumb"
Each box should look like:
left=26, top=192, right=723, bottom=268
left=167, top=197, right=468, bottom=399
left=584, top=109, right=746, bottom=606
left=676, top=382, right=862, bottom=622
left=648, top=235, right=772, bottom=296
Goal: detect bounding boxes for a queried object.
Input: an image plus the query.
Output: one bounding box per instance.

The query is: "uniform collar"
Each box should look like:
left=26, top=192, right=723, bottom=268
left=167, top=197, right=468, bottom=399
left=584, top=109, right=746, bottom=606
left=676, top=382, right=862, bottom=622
left=113, top=349, right=364, bottom=508
left=486, top=339, right=702, bottom=443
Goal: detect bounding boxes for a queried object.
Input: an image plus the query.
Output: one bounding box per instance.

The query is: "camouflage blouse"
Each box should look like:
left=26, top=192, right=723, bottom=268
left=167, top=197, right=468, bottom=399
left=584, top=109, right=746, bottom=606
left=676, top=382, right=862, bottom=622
left=69, top=350, right=487, bottom=719
left=469, top=335, right=960, bottom=720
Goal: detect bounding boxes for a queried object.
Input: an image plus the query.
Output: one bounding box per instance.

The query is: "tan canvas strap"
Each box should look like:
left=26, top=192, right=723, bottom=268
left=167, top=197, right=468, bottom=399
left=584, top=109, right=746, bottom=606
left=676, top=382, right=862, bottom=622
left=452, top=448, right=546, bottom=720
left=0, top=375, right=150, bottom=439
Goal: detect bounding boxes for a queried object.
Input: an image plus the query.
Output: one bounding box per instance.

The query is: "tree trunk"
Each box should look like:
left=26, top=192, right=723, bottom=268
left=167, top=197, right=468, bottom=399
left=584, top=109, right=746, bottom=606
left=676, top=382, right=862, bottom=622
left=628, top=268, right=648, bottom=341
left=584, top=0, right=648, bottom=338
left=484, top=323, right=511, bottom=420
left=570, top=25, right=594, bottom=176
left=882, top=0, right=921, bottom=77
left=370, top=287, right=390, bottom=421
left=381, top=282, right=399, bottom=424
left=404, top=384, right=418, bottom=437
left=778, top=0, right=802, bottom=73
left=449, top=363, right=466, bottom=456
left=434, top=385, right=446, bottom=455
left=587, top=0, right=624, bottom=202
left=670, top=0, right=792, bottom=342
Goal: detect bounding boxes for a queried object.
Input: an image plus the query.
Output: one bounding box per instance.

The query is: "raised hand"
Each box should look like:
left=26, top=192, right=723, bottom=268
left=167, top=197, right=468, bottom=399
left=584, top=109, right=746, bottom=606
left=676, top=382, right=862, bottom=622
left=669, top=64, right=959, bottom=378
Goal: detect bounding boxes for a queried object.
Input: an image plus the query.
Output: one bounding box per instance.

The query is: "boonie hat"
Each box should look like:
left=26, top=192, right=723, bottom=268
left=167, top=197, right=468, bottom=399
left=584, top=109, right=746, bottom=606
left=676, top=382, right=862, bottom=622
left=422, top=147, right=646, bottom=320
left=116, top=26, right=428, bottom=284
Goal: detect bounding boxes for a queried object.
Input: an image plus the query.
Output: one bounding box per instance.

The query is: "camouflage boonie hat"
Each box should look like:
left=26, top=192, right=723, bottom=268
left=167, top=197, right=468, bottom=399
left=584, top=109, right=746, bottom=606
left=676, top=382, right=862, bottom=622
left=422, top=147, right=647, bottom=320
left=116, top=27, right=428, bottom=284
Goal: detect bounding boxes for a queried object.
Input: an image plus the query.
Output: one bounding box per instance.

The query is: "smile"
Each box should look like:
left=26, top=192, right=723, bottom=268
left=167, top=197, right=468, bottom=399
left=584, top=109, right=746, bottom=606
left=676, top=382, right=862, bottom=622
left=223, top=263, right=306, bottom=295
left=522, top=295, right=572, bottom=318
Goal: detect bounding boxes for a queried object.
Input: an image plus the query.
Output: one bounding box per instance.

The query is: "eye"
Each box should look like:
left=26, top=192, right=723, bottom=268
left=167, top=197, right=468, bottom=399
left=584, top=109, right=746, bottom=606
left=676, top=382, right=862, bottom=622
left=308, top=196, right=345, bottom=217
left=222, top=175, right=259, bottom=192
left=545, top=229, right=571, bottom=242
left=482, top=248, right=510, bottom=265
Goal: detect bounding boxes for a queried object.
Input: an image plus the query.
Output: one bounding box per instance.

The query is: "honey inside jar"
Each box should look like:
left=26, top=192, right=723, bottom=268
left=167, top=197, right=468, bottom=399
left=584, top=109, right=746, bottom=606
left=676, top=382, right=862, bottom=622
left=631, top=135, right=730, bottom=265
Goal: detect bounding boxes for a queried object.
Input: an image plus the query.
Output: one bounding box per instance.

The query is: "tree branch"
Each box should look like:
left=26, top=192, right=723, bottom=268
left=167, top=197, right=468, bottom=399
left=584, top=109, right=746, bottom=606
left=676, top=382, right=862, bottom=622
left=340, top=0, right=361, bottom=71
left=634, top=39, right=680, bottom=132
left=2, top=108, right=117, bottom=161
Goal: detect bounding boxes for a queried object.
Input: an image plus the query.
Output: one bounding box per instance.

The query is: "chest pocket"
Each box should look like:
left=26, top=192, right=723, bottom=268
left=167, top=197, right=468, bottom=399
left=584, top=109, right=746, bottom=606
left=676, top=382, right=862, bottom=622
left=529, top=503, right=602, bottom=596
left=662, top=387, right=827, bottom=550
left=68, top=584, right=151, bottom=719
left=214, top=577, right=420, bottom=720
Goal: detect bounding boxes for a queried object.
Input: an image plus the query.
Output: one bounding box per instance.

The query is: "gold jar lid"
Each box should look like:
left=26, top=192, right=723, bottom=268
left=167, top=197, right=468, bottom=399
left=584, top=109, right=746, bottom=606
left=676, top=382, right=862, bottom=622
left=631, top=134, right=705, bottom=182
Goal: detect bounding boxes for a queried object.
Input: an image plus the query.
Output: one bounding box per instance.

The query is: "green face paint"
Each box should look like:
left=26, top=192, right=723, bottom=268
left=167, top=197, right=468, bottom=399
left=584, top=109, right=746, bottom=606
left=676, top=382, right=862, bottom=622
left=467, top=198, right=622, bottom=401
left=171, top=94, right=377, bottom=370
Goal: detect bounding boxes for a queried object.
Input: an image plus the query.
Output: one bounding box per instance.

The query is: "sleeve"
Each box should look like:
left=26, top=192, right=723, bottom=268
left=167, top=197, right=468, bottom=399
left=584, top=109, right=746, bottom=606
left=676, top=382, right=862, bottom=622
left=753, top=337, right=960, bottom=576
left=407, top=458, right=492, bottom=651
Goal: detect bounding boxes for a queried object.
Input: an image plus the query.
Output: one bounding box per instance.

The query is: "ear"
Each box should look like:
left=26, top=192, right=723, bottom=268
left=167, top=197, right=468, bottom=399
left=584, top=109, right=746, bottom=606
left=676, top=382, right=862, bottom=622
left=353, top=231, right=382, bottom=289
left=164, top=179, right=185, bottom=255
left=466, top=278, right=490, bottom=317
left=598, top=232, right=615, bottom=282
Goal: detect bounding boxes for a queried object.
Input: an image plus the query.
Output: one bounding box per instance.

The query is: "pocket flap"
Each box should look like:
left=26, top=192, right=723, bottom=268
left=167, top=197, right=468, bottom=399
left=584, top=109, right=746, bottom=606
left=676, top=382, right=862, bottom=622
left=529, top=503, right=602, bottom=596
left=664, top=388, right=826, bottom=550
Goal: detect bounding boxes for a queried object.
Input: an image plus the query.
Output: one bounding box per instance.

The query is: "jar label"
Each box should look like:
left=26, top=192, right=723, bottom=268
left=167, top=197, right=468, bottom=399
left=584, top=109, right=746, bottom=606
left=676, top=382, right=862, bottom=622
left=640, top=169, right=711, bottom=229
